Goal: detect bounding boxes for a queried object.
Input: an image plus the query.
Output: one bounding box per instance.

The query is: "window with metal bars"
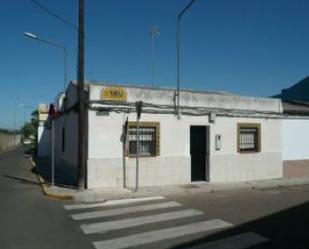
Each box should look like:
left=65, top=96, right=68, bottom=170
left=237, top=124, right=261, bottom=153
left=127, top=122, right=160, bottom=157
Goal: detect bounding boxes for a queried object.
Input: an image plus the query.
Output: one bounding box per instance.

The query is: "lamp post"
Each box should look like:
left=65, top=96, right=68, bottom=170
left=24, top=32, right=68, bottom=90
left=149, top=26, right=160, bottom=87
left=24, top=32, right=68, bottom=188
left=20, top=104, right=35, bottom=124
left=176, top=0, right=198, bottom=117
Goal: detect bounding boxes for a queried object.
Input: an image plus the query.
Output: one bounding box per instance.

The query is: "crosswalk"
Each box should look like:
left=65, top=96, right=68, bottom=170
left=64, top=196, right=269, bottom=249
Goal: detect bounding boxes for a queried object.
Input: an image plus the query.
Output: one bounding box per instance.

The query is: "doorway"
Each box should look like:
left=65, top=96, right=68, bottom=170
left=190, top=126, right=209, bottom=181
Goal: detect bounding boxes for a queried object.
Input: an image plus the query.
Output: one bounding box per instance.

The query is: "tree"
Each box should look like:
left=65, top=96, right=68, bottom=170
left=30, top=110, right=39, bottom=128
left=21, top=110, right=39, bottom=154
left=21, top=122, right=36, bottom=139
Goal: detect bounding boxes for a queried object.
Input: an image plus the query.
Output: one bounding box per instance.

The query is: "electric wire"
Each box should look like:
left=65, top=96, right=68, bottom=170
left=30, top=0, right=78, bottom=29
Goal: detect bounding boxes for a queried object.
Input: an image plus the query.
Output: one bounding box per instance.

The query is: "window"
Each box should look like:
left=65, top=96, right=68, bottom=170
left=237, top=123, right=261, bottom=153
left=127, top=122, right=160, bottom=157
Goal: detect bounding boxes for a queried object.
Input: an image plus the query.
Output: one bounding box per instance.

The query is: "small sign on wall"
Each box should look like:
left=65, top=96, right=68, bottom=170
left=215, top=134, right=222, bottom=150
left=96, top=110, right=110, bottom=116
left=101, top=86, right=127, bottom=101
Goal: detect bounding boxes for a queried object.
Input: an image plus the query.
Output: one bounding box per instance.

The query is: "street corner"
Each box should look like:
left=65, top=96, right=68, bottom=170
left=28, top=156, right=74, bottom=201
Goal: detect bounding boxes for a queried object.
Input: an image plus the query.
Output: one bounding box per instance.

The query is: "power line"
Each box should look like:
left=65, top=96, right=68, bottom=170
left=30, top=0, right=77, bottom=30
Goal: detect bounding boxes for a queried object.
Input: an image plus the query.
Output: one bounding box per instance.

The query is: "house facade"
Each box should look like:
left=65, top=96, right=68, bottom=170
left=39, top=81, right=284, bottom=189
left=281, top=101, right=309, bottom=178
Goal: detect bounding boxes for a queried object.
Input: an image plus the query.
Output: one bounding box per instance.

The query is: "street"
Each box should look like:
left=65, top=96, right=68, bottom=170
left=1, top=147, right=309, bottom=249
left=0, top=147, right=93, bottom=249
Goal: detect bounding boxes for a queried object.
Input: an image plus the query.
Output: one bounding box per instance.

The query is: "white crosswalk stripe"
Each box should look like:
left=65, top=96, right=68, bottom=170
left=64, top=197, right=270, bottom=249
left=71, top=201, right=181, bottom=220
left=186, top=232, right=269, bottom=249
left=64, top=196, right=165, bottom=210
left=81, top=209, right=203, bottom=234
left=92, top=219, right=233, bottom=249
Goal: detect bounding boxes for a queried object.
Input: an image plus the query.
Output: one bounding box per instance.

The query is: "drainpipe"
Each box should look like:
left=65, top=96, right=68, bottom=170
left=122, top=117, right=128, bottom=188
left=51, top=118, right=55, bottom=187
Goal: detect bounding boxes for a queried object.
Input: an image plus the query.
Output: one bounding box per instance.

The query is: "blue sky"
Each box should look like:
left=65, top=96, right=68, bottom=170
left=1, top=0, right=309, bottom=129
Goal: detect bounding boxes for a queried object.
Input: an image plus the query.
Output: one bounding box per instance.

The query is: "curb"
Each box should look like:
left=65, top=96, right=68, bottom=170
left=28, top=157, right=73, bottom=201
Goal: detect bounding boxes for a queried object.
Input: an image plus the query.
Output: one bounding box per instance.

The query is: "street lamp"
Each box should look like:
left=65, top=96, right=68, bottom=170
left=176, top=0, right=198, bottom=117
left=149, top=26, right=160, bottom=87
left=20, top=104, right=35, bottom=125
left=24, top=32, right=68, bottom=90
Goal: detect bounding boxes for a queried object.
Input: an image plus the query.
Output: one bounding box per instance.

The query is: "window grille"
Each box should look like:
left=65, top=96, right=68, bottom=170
left=237, top=124, right=260, bottom=153
left=129, top=127, right=156, bottom=156
left=127, top=122, right=159, bottom=157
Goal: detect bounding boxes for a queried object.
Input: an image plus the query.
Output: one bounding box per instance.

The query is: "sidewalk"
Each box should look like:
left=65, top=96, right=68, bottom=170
left=34, top=171, right=309, bottom=203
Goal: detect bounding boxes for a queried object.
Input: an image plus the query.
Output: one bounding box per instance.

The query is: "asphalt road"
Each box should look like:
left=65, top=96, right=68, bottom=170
left=0, top=146, right=93, bottom=249
left=1, top=147, right=309, bottom=249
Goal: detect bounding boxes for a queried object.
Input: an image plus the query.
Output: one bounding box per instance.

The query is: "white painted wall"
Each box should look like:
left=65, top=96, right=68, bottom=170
left=52, top=82, right=79, bottom=183
left=282, top=119, right=309, bottom=160
left=89, top=84, right=282, bottom=113
left=49, top=82, right=283, bottom=188
left=53, top=111, right=78, bottom=183
left=37, top=125, right=50, bottom=157
left=87, top=111, right=192, bottom=188
left=87, top=110, right=282, bottom=188
left=210, top=117, right=282, bottom=182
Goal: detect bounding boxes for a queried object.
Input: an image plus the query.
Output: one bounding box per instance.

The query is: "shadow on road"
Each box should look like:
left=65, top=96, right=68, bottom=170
left=32, top=156, right=78, bottom=189
left=3, top=174, right=40, bottom=186
left=171, top=201, right=309, bottom=249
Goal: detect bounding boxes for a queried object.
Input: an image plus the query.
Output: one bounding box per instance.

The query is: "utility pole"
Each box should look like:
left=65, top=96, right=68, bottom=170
left=77, top=0, right=86, bottom=189
left=13, top=101, right=17, bottom=134
left=149, top=26, right=160, bottom=87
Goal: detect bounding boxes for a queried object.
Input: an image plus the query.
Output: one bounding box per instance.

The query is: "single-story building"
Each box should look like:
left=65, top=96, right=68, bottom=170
left=281, top=100, right=309, bottom=178
left=38, top=81, right=286, bottom=189
left=37, top=103, right=50, bottom=157
left=273, top=76, right=309, bottom=178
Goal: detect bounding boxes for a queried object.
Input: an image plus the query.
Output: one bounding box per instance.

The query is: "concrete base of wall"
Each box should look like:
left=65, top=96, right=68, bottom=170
left=87, top=153, right=283, bottom=189
left=210, top=152, right=283, bottom=182
left=283, top=160, right=309, bottom=178
left=87, top=156, right=191, bottom=189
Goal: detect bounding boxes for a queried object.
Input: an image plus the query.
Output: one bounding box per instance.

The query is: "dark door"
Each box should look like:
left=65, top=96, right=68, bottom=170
left=190, top=126, right=209, bottom=181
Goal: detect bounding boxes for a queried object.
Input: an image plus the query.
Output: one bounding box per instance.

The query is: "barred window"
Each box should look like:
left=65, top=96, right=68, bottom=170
left=237, top=124, right=261, bottom=153
left=127, top=122, right=160, bottom=157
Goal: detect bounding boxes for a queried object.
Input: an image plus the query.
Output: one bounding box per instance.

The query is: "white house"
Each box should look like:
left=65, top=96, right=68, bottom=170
left=37, top=103, right=50, bottom=157
left=39, top=81, right=285, bottom=189
left=281, top=101, right=309, bottom=178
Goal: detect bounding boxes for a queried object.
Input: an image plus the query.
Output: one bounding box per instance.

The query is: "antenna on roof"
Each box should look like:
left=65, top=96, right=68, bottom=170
left=149, top=25, right=160, bottom=87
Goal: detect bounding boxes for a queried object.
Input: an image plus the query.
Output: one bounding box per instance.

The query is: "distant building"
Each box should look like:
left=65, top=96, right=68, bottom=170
left=37, top=103, right=50, bottom=157
left=281, top=101, right=309, bottom=178
left=275, top=76, right=309, bottom=102
left=39, top=81, right=286, bottom=188
left=273, top=76, right=309, bottom=178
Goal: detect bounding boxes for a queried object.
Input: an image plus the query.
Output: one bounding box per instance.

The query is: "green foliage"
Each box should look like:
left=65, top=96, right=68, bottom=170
left=21, top=122, right=36, bottom=139
left=0, top=128, right=13, bottom=134
left=18, top=109, right=39, bottom=156
left=30, top=110, right=39, bottom=128
left=21, top=109, right=39, bottom=140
